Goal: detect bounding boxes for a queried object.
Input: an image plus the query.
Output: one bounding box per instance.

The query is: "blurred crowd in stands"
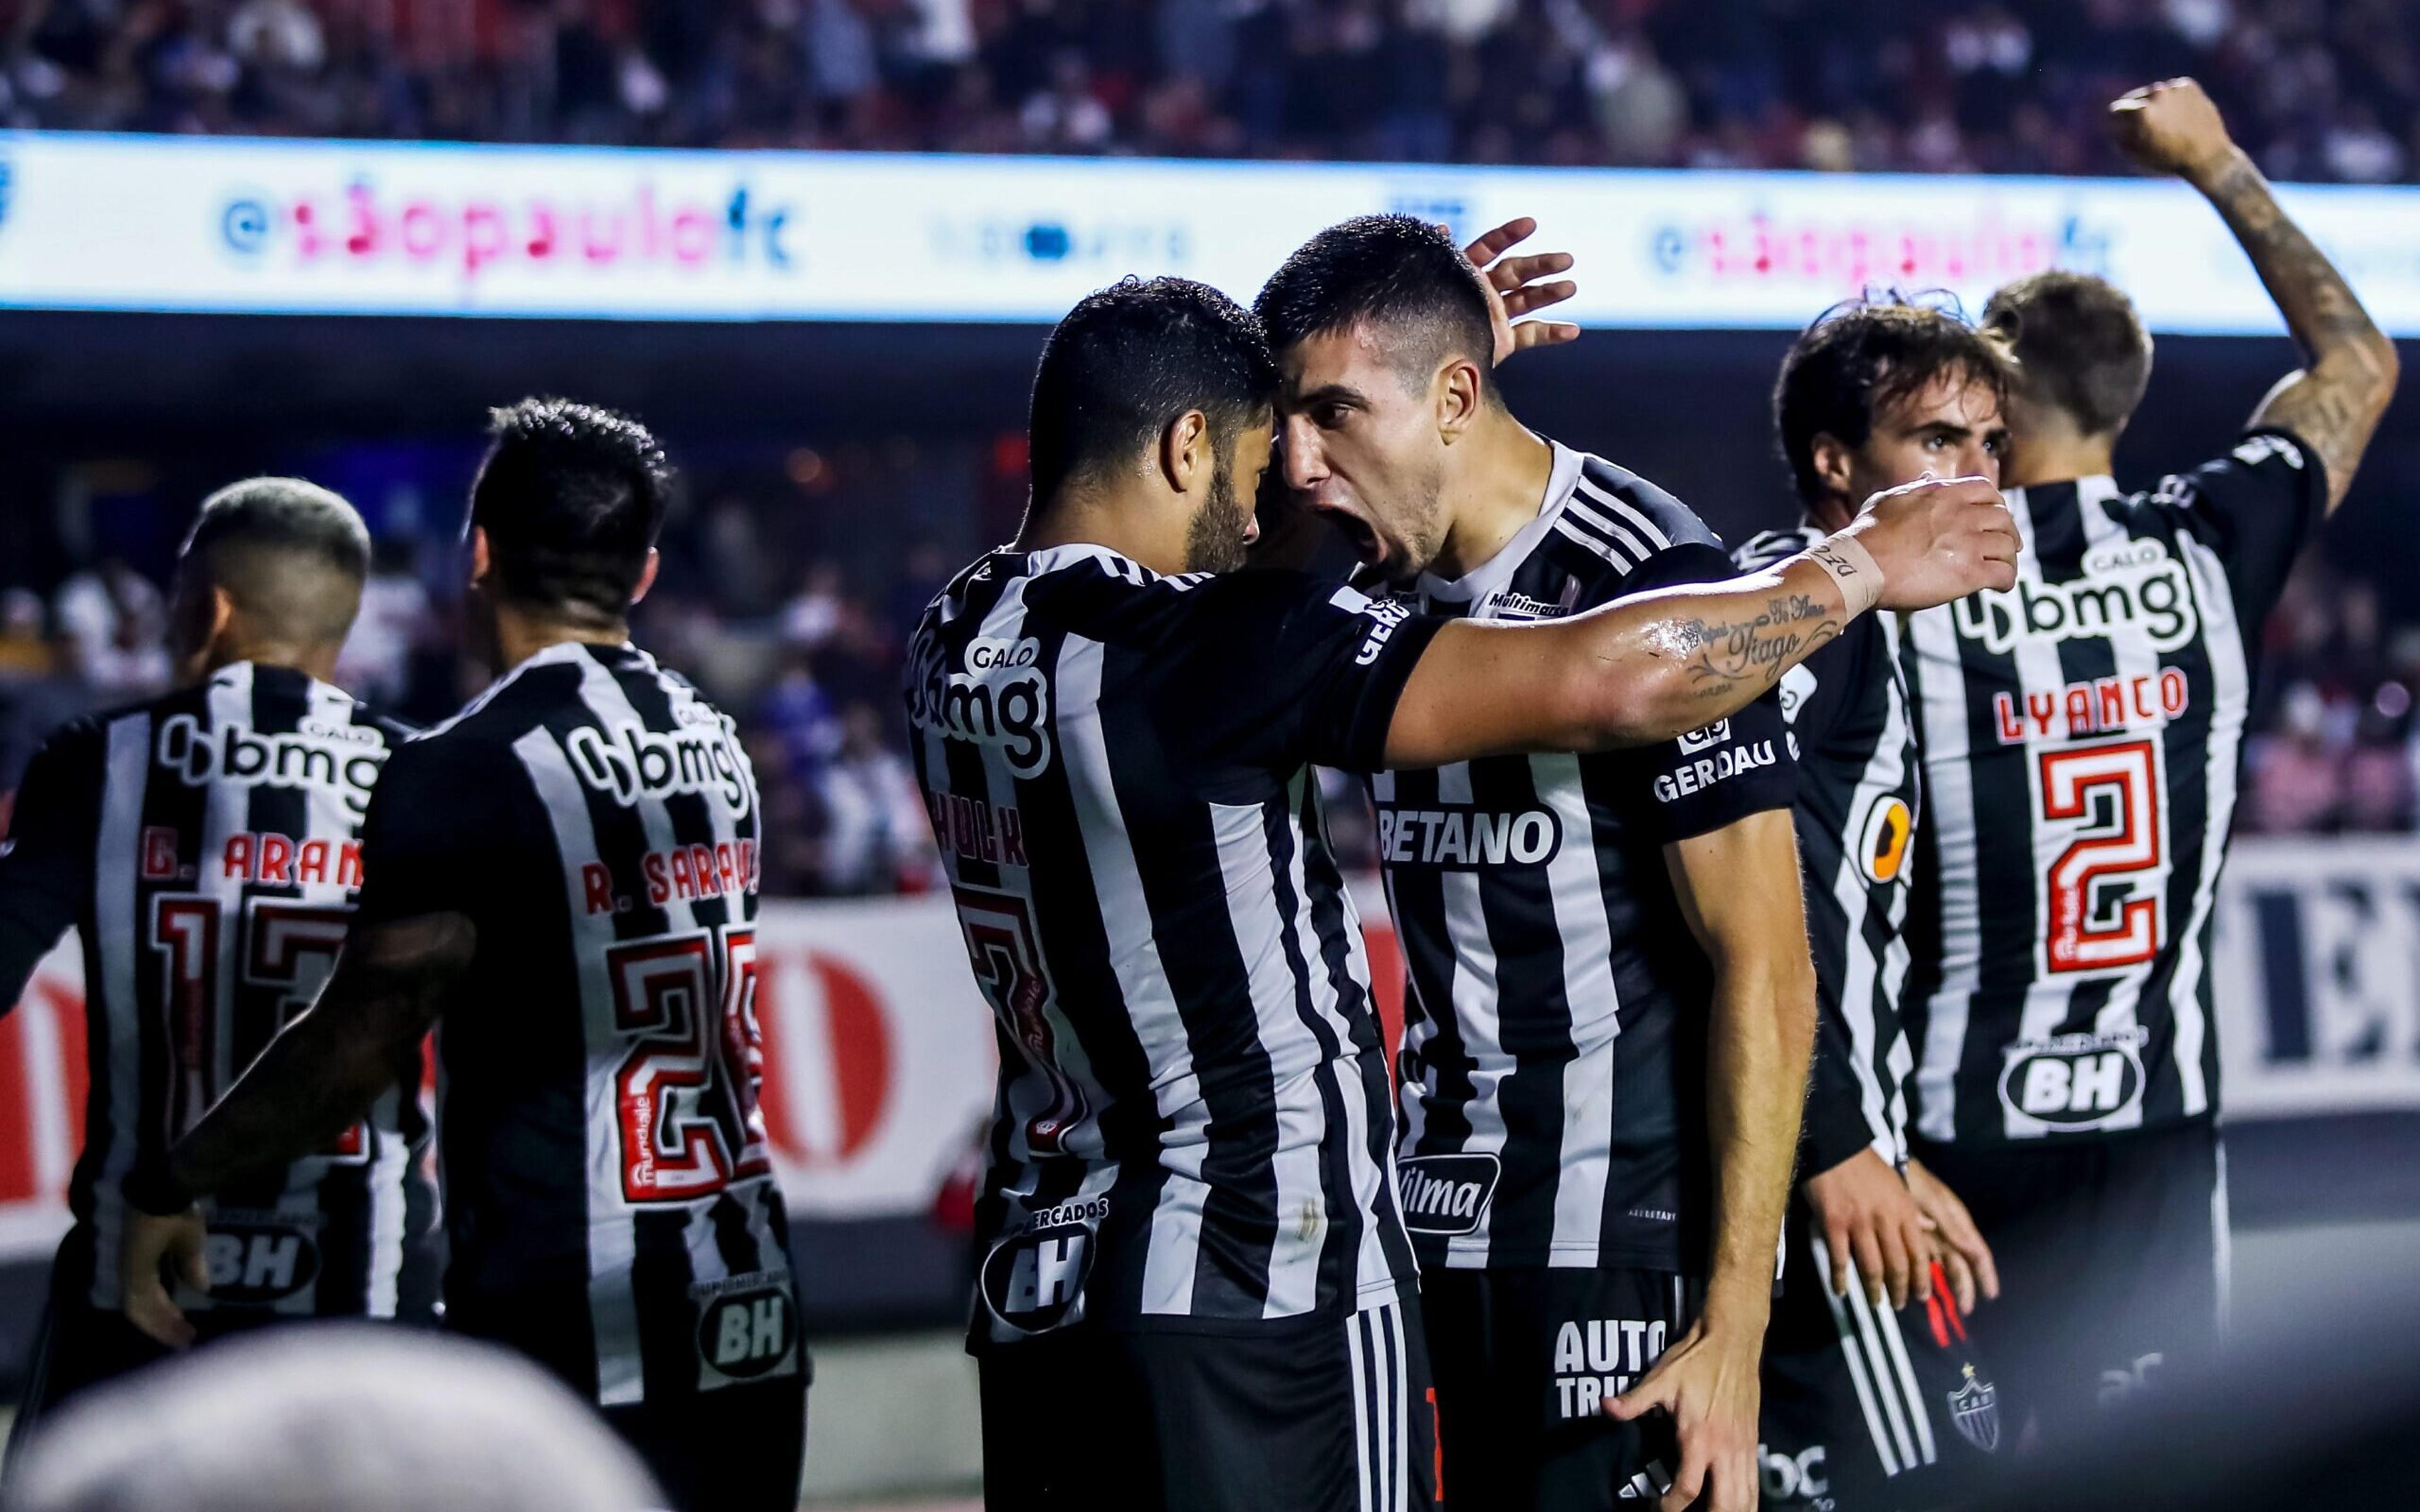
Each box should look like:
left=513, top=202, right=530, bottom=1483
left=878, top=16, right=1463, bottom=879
left=0, top=442, right=2412, bottom=902
left=5, top=0, right=2420, bottom=183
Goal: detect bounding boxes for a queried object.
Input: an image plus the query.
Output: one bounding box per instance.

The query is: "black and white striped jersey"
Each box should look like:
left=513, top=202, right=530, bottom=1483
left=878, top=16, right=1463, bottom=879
left=0, top=662, right=426, bottom=1319
left=1379, top=443, right=1799, bottom=1274
left=1737, top=527, right=1920, bottom=1178
left=352, top=641, right=800, bottom=1407
left=904, top=545, right=1439, bottom=1346
left=1900, top=432, right=2325, bottom=1146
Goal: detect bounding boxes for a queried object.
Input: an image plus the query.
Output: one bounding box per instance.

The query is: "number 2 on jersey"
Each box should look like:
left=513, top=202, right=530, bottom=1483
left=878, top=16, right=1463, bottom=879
left=608, top=925, right=771, bottom=1203
left=2037, top=740, right=2165, bottom=974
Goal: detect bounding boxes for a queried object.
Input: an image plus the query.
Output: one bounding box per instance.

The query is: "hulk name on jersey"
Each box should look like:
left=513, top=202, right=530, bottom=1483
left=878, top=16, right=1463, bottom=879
left=905, top=545, right=1435, bottom=1345
left=1376, top=445, right=1797, bottom=1272
left=0, top=663, right=425, bottom=1318
left=1901, top=432, right=2325, bottom=1144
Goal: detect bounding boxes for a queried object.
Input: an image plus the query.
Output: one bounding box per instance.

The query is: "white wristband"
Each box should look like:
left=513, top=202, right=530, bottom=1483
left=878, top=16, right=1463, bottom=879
left=1806, top=533, right=1882, bottom=619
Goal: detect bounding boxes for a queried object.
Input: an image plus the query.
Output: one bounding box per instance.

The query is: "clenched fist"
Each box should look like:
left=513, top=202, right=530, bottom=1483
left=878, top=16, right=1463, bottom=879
left=2110, top=77, right=2239, bottom=186
left=1838, top=474, right=2019, bottom=610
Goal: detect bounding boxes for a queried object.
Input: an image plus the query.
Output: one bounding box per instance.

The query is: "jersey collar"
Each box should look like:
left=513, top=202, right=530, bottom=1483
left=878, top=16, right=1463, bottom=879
left=1413, top=438, right=1584, bottom=609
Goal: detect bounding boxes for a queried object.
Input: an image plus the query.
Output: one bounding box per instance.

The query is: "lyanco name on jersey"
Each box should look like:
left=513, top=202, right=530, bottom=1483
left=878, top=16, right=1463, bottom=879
left=1953, top=539, right=2199, bottom=655
left=579, top=840, right=759, bottom=917
left=1995, top=668, right=2192, bottom=744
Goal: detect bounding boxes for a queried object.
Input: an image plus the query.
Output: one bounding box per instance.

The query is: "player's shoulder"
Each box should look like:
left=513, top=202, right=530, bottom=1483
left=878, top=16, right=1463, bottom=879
left=1567, top=452, right=1723, bottom=556
left=1733, top=524, right=1823, bottom=575
left=2133, top=429, right=2322, bottom=513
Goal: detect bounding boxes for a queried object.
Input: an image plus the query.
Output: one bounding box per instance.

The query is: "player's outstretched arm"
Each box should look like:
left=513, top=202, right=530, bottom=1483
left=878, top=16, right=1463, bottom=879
left=2112, top=77, right=2399, bottom=513
left=1605, top=809, right=1814, bottom=1512
left=120, top=912, right=473, bottom=1348
left=1383, top=474, right=2016, bottom=767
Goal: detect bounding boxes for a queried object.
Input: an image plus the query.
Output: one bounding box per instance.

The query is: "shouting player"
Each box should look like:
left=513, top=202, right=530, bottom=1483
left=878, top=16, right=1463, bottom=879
left=1256, top=214, right=1820, bottom=1512
left=911, top=272, right=2014, bottom=1512
left=1900, top=77, right=2399, bottom=1449
left=1738, top=300, right=2011, bottom=1509
left=118, top=403, right=807, bottom=1511
left=0, top=481, right=427, bottom=1461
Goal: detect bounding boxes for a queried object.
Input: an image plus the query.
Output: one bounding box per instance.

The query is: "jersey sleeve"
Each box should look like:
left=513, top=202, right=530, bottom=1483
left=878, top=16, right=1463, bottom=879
left=1159, top=573, right=1449, bottom=776
left=0, top=721, right=101, bottom=1014
left=2157, top=428, right=2329, bottom=629
left=352, top=735, right=530, bottom=929
left=1598, top=544, right=1801, bottom=845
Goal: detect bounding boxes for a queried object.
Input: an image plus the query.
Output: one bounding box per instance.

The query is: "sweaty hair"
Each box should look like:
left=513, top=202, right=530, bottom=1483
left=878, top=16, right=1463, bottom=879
left=1255, top=214, right=1497, bottom=399
left=179, top=477, right=371, bottom=647
left=1027, top=276, right=1279, bottom=501
left=1981, top=270, right=2153, bottom=438
left=470, top=398, right=671, bottom=624
left=1774, top=297, right=2008, bottom=506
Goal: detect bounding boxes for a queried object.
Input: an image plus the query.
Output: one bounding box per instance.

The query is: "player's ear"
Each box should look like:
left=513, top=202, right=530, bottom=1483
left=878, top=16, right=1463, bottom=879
left=1436, top=358, right=1484, bottom=440
left=1159, top=410, right=1209, bottom=494
left=469, top=526, right=495, bottom=590
left=630, top=549, right=661, bottom=608
left=1810, top=433, right=1857, bottom=503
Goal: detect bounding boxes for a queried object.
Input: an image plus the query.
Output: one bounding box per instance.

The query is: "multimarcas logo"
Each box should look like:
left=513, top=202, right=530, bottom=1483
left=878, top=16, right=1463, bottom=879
left=217, top=174, right=798, bottom=281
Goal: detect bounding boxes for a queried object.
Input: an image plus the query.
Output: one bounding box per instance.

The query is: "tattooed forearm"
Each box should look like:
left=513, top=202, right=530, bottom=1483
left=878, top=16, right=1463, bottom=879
left=166, top=914, right=472, bottom=1201
left=1660, top=593, right=1843, bottom=701
left=2194, top=147, right=2398, bottom=509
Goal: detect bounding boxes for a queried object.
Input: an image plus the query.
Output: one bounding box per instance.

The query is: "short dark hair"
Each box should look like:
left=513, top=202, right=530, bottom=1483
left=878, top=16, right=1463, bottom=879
left=1981, top=271, right=2153, bottom=438
left=1775, top=297, right=2008, bottom=506
left=1027, top=277, right=1279, bottom=501
left=180, top=477, right=371, bottom=646
left=1255, top=214, right=1497, bottom=398
left=470, top=398, right=671, bottom=623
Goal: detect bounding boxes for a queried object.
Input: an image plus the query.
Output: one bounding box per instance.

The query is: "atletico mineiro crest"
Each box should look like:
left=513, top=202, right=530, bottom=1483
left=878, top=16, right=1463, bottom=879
left=1949, top=1363, right=2002, bottom=1453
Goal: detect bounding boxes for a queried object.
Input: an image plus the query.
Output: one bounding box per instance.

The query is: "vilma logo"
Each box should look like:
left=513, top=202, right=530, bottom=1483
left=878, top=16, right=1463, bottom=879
left=1949, top=1365, right=2001, bottom=1453
left=980, top=1222, right=1093, bottom=1335
left=1395, top=1154, right=1499, bottom=1237
left=1858, top=796, right=1914, bottom=885
left=695, top=1283, right=798, bottom=1381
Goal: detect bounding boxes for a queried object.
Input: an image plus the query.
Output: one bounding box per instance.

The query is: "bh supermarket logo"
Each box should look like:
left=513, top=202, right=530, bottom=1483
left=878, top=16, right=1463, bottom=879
left=217, top=171, right=798, bottom=282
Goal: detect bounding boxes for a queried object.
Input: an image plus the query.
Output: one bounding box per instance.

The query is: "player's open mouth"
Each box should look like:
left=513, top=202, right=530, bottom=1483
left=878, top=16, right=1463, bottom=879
left=1328, top=510, right=1383, bottom=561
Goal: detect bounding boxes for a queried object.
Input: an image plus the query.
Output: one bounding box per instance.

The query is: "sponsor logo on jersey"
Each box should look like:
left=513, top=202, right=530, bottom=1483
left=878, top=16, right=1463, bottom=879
left=1997, top=1030, right=2148, bottom=1131
left=1994, top=668, right=2192, bottom=744
left=1857, top=796, right=1914, bottom=885
left=1652, top=736, right=1780, bottom=803
left=1953, top=538, right=2199, bottom=656
left=1778, top=663, right=1818, bottom=725
left=1352, top=596, right=1415, bottom=667
left=1677, top=718, right=1732, bottom=753
left=906, top=633, right=1052, bottom=777
left=979, top=1220, right=1095, bottom=1336
left=157, top=713, right=389, bottom=816
left=1553, top=1313, right=1668, bottom=1419
left=1757, top=1444, right=1831, bottom=1504
left=1477, top=588, right=1570, bottom=621
left=565, top=716, right=751, bottom=811
left=691, top=1271, right=800, bottom=1384
left=1949, top=1364, right=2002, bottom=1453
left=1374, top=805, right=1559, bottom=868
left=1395, top=1154, right=1499, bottom=1237
left=189, top=1210, right=322, bottom=1306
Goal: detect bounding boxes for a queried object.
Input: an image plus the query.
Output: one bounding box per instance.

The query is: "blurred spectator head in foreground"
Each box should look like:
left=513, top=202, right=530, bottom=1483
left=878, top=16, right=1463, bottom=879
left=2, top=1327, right=662, bottom=1512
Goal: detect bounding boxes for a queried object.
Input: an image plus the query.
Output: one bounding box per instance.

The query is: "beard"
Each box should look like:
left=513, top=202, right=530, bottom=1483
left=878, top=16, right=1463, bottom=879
left=1181, top=454, right=1254, bottom=575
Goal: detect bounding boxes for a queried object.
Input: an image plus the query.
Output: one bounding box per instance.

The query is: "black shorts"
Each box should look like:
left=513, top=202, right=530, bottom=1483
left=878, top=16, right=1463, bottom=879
left=979, top=1286, right=1436, bottom=1512
left=602, top=1377, right=808, bottom=1512
left=2, top=1227, right=299, bottom=1474
left=1759, top=1197, right=2004, bottom=1509
left=1910, top=1118, right=2224, bottom=1453
left=1421, top=1265, right=1694, bottom=1512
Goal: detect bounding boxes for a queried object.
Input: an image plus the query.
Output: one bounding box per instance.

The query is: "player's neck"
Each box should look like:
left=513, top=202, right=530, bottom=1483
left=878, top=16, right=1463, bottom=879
left=1015, top=493, right=1188, bottom=577
left=2005, top=411, right=2118, bottom=488
left=192, top=641, right=341, bottom=687
left=1431, top=412, right=1554, bottom=583
left=492, top=602, right=630, bottom=673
